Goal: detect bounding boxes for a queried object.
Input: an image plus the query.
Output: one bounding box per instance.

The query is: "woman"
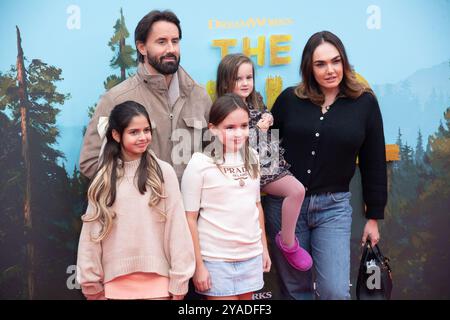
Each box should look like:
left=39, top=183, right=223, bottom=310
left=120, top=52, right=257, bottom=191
left=263, top=31, right=387, bottom=300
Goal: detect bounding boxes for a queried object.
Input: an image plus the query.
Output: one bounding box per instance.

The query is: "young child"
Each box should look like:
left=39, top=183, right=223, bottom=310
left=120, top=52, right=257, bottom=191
left=76, top=101, right=195, bottom=300
left=181, top=93, right=271, bottom=300
left=215, top=54, right=312, bottom=271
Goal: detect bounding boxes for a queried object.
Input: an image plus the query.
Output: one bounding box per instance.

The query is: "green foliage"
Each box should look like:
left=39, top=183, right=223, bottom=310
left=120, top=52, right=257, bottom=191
left=107, top=8, right=136, bottom=81
left=383, top=107, right=450, bottom=299
left=0, top=53, right=84, bottom=298
left=103, top=74, right=121, bottom=91
left=86, top=8, right=136, bottom=121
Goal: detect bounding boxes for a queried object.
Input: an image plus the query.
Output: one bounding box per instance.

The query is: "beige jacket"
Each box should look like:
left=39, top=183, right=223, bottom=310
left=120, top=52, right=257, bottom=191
left=79, top=63, right=212, bottom=180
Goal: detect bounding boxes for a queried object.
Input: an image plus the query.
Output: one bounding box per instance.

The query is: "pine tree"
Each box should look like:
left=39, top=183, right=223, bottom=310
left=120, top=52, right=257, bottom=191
left=84, top=8, right=136, bottom=142
left=105, top=8, right=136, bottom=90
left=16, top=26, right=34, bottom=299
left=415, top=129, right=425, bottom=166
left=425, top=108, right=450, bottom=182
left=416, top=107, right=450, bottom=299
left=0, top=76, right=23, bottom=299
left=394, top=128, right=403, bottom=169
left=396, top=128, right=402, bottom=146
left=0, top=27, right=71, bottom=298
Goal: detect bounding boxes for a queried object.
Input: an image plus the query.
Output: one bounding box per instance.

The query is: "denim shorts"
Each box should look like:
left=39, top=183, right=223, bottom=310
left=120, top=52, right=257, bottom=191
left=197, top=254, right=264, bottom=297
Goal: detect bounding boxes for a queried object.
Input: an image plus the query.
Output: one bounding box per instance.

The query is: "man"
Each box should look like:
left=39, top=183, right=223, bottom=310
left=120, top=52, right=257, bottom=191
left=80, top=10, right=211, bottom=180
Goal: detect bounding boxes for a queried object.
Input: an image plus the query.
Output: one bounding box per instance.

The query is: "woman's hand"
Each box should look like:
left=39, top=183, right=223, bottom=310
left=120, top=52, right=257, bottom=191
left=362, top=219, right=380, bottom=247
left=171, top=294, right=185, bottom=300
left=193, top=262, right=211, bottom=292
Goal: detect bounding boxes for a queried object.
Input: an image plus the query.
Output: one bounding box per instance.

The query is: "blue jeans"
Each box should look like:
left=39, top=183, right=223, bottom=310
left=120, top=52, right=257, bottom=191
left=262, top=192, right=352, bottom=300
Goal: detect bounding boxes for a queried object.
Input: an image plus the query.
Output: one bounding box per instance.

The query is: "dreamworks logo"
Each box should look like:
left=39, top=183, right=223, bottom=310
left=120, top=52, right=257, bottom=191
left=365, top=259, right=381, bottom=290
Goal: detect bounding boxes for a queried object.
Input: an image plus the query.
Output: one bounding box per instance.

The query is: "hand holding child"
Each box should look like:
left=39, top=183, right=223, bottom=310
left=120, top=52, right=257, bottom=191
left=257, top=113, right=274, bottom=132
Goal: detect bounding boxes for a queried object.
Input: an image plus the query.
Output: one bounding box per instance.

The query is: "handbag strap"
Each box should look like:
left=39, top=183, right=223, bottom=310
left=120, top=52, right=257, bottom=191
left=365, top=242, right=392, bottom=272
left=360, top=243, right=372, bottom=268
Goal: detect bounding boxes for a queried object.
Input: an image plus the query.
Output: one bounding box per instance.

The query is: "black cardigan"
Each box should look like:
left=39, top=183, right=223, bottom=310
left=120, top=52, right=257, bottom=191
left=271, top=87, right=387, bottom=219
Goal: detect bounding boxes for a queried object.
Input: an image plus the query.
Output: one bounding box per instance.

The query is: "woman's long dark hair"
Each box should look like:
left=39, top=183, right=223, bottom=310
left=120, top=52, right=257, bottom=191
left=295, top=30, right=373, bottom=105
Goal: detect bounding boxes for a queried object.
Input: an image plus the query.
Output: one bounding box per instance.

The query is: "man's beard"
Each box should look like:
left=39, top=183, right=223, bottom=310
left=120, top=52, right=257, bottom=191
left=147, top=52, right=180, bottom=75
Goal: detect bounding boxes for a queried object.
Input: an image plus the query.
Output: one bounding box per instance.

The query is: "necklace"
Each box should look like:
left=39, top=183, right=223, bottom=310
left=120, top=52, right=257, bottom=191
left=322, top=94, right=338, bottom=112
left=321, top=104, right=330, bottom=114
left=322, top=97, right=337, bottom=113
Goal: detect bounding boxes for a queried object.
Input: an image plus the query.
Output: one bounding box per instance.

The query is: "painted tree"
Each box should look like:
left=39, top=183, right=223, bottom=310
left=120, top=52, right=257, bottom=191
left=105, top=8, right=136, bottom=90
left=383, top=103, right=450, bottom=298
left=415, top=129, right=425, bottom=166
left=0, top=71, right=23, bottom=299
left=419, top=107, right=450, bottom=298
left=423, top=108, right=450, bottom=197
left=0, top=27, right=71, bottom=299
left=83, top=8, right=136, bottom=139
left=16, top=26, right=34, bottom=299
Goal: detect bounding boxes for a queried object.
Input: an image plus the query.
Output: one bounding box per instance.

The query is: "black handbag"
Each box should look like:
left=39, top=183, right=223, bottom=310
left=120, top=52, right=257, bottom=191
left=356, top=242, right=393, bottom=300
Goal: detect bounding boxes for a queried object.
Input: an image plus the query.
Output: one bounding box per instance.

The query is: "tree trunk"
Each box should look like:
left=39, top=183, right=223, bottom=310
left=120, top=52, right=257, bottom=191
left=16, top=25, right=34, bottom=300
left=120, top=36, right=126, bottom=81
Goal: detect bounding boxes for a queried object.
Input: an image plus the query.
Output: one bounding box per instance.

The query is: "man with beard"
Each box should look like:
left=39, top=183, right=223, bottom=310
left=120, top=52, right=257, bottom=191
left=80, top=10, right=212, bottom=181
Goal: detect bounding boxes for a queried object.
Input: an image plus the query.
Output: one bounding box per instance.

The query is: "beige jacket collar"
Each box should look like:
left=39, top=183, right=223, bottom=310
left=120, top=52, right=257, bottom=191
left=136, top=62, right=195, bottom=99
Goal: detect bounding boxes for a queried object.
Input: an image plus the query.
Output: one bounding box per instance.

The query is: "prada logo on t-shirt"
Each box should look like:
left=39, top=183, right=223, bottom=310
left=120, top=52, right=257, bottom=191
left=220, top=166, right=249, bottom=186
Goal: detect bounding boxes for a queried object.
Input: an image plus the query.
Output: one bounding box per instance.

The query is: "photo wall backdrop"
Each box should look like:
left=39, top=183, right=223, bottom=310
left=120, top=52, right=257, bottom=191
left=0, top=0, right=449, bottom=299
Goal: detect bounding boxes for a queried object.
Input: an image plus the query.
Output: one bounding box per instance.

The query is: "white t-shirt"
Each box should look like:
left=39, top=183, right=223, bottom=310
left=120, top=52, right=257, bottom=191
left=181, top=151, right=262, bottom=261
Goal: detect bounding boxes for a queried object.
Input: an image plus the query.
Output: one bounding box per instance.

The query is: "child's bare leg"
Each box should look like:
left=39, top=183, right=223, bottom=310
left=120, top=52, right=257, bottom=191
left=237, top=292, right=253, bottom=300
left=262, top=175, right=305, bottom=247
